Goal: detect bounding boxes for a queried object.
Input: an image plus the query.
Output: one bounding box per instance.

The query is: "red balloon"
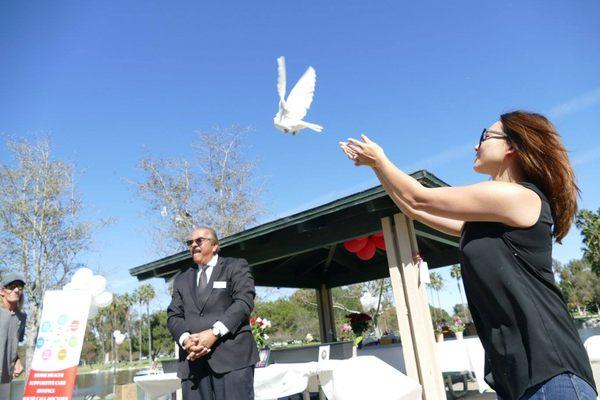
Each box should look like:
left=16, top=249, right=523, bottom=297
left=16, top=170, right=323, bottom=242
left=357, top=240, right=376, bottom=260
left=371, top=234, right=386, bottom=250
left=343, top=237, right=369, bottom=253
left=372, top=231, right=384, bottom=238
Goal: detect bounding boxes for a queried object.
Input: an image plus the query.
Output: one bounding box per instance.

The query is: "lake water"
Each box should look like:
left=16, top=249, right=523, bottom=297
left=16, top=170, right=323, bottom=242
left=10, top=368, right=144, bottom=400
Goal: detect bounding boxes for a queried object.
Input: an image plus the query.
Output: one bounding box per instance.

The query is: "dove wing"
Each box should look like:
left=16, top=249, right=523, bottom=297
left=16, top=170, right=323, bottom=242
left=285, top=66, right=316, bottom=120
left=277, top=56, right=286, bottom=101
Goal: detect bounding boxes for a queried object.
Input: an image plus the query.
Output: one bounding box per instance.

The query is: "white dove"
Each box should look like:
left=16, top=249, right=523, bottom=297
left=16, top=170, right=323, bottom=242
left=273, top=56, right=323, bottom=135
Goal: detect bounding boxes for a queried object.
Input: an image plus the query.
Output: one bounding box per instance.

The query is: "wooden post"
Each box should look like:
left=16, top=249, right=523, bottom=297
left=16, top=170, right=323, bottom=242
left=382, top=214, right=446, bottom=399
left=316, top=284, right=336, bottom=343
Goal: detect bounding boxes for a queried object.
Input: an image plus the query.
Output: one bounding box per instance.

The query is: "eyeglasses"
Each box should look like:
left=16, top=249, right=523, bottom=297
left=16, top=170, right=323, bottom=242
left=4, top=282, right=24, bottom=291
left=479, top=128, right=509, bottom=147
left=186, top=237, right=212, bottom=247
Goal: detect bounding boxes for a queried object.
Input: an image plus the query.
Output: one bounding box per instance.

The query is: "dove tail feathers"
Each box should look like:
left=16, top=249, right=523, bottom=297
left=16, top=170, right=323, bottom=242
left=303, top=122, right=323, bottom=132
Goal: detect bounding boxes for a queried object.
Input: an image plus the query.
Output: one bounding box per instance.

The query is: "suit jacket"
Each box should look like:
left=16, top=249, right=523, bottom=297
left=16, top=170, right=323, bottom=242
left=167, top=256, right=259, bottom=378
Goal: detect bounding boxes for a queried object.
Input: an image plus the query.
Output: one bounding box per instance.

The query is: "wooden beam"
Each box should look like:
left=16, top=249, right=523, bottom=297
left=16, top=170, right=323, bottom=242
left=415, top=228, right=459, bottom=248
left=322, top=245, right=337, bottom=275
left=392, top=214, right=445, bottom=399
left=381, top=217, right=419, bottom=381
left=316, top=284, right=336, bottom=342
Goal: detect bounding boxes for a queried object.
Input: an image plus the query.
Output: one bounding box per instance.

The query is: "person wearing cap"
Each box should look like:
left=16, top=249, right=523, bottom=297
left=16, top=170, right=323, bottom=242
left=0, top=272, right=27, bottom=398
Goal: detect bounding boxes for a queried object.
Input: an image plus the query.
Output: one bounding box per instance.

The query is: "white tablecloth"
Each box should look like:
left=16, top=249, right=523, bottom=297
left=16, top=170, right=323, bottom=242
left=254, top=361, right=320, bottom=399
left=134, top=373, right=181, bottom=398
left=134, top=356, right=422, bottom=400
left=358, top=338, right=489, bottom=393
left=316, top=356, right=422, bottom=400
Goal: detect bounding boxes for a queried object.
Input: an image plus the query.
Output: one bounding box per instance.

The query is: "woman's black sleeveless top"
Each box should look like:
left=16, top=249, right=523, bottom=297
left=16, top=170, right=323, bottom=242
left=459, top=182, right=596, bottom=399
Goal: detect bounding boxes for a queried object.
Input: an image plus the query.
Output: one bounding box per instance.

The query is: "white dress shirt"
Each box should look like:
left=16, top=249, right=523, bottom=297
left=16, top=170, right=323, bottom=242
left=178, top=254, right=229, bottom=347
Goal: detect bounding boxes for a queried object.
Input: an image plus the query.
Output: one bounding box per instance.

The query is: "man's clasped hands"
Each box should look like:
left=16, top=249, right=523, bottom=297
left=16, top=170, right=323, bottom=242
left=183, top=329, right=219, bottom=361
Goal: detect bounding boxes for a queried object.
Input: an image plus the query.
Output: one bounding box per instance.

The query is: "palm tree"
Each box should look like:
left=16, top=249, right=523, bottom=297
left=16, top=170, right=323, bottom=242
left=450, top=264, right=466, bottom=306
left=132, top=291, right=142, bottom=360
left=92, top=306, right=110, bottom=363
left=106, top=294, right=127, bottom=364
left=428, top=272, right=445, bottom=323
left=121, top=293, right=135, bottom=362
left=137, top=284, right=156, bottom=361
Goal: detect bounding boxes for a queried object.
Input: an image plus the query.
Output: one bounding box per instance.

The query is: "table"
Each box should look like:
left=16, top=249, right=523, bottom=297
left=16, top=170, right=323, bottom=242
left=134, top=373, right=180, bottom=399
left=358, top=338, right=489, bottom=393
left=134, top=356, right=422, bottom=400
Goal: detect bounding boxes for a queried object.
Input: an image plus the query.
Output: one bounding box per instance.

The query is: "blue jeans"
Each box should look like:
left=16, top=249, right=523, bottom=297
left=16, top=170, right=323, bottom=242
left=498, top=373, right=597, bottom=400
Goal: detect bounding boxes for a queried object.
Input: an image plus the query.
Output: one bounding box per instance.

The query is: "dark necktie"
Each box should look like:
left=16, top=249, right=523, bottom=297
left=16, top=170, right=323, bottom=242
left=198, top=265, right=208, bottom=292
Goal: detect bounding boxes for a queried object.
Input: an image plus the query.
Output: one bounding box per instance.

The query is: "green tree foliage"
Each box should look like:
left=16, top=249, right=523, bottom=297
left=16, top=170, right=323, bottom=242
left=253, top=287, right=364, bottom=344
left=81, top=329, right=101, bottom=364
left=150, top=311, right=175, bottom=358
left=453, top=303, right=472, bottom=323
left=576, top=208, right=600, bottom=276
left=429, top=306, right=451, bottom=324
left=555, top=259, right=600, bottom=315
left=254, top=296, right=318, bottom=343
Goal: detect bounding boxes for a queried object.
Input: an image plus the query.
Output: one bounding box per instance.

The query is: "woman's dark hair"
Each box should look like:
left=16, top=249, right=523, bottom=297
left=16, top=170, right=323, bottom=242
left=500, top=110, right=579, bottom=243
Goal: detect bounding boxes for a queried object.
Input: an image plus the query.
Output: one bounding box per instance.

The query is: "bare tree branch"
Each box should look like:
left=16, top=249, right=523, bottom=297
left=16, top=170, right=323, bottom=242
left=132, top=125, right=265, bottom=254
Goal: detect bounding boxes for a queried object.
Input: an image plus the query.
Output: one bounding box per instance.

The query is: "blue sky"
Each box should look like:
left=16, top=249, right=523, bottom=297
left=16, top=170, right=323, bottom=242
left=1, top=1, right=599, bottom=315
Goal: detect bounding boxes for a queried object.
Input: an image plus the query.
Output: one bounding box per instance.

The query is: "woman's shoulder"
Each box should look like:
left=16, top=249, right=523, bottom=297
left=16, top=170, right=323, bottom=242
left=517, top=181, right=549, bottom=202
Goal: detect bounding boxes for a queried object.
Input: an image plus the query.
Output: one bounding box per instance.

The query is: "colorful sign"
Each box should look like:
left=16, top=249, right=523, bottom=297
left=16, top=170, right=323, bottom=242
left=24, top=290, right=91, bottom=400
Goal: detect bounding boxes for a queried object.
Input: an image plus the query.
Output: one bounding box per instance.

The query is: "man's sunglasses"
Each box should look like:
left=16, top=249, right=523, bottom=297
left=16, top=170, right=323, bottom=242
left=186, top=237, right=212, bottom=247
left=4, top=282, right=24, bottom=291
left=479, top=128, right=509, bottom=146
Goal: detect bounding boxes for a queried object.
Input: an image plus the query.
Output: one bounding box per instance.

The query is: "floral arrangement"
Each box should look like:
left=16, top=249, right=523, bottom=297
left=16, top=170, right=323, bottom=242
left=450, top=316, right=465, bottom=333
left=250, top=316, right=272, bottom=348
left=346, top=312, right=372, bottom=336
left=339, top=323, right=353, bottom=341
left=345, top=312, right=372, bottom=346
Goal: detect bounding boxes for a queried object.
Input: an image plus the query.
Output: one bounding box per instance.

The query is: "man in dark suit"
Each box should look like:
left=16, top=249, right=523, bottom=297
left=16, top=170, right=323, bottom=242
left=167, top=226, right=259, bottom=399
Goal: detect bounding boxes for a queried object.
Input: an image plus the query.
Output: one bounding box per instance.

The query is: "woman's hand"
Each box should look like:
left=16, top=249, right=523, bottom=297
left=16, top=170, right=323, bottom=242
left=339, top=134, right=386, bottom=167
left=13, top=358, right=23, bottom=378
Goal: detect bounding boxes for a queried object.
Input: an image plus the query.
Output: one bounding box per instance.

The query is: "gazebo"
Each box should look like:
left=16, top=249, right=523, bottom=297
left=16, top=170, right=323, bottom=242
left=129, top=170, right=460, bottom=399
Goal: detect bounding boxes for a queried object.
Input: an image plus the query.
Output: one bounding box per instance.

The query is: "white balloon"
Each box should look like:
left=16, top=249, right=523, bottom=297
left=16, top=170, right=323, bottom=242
left=113, top=330, right=122, bottom=338
left=63, top=282, right=75, bottom=291
left=70, top=280, right=87, bottom=290
left=72, top=268, right=94, bottom=283
left=94, top=291, right=113, bottom=308
left=88, top=303, right=98, bottom=320
left=89, top=275, right=107, bottom=296
left=115, top=334, right=126, bottom=345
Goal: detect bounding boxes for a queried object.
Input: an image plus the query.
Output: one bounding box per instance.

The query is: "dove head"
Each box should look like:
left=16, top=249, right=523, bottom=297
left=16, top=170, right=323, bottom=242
left=273, top=119, right=298, bottom=135
left=273, top=115, right=288, bottom=133
left=273, top=122, right=289, bottom=133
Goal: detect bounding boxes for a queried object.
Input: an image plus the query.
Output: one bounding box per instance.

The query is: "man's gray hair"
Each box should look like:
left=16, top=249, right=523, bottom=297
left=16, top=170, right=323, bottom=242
left=195, top=226, right=220, bottom=254
left=196, top=226, right=219, bottom=244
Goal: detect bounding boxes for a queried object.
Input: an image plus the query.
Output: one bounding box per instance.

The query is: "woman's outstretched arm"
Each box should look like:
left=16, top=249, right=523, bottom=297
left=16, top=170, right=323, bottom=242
left=340, top=135, right=540, bottom=228
left=373, top=167, right=464, bottom=236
